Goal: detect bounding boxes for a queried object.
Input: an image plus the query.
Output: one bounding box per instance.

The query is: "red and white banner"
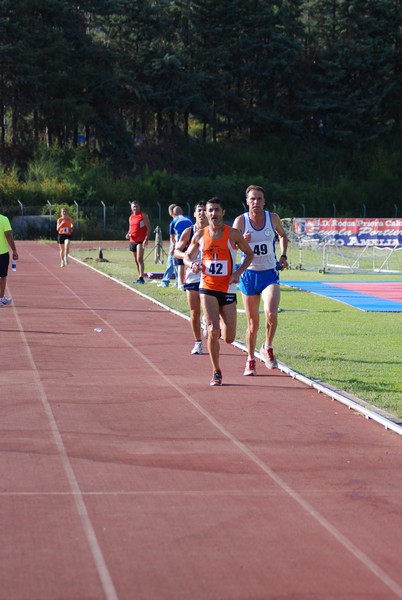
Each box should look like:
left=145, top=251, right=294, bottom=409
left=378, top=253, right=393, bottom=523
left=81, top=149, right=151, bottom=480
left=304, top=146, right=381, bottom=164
left=293, top=218, right=402, bottom=247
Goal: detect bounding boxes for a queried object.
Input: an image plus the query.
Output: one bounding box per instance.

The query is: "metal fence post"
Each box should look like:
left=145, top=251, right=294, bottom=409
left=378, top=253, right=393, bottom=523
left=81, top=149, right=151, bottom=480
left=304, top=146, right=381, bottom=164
left=47, top=200, right=52, bottom=238
left=74, top=200, right=79, bottom=232
left=101, top=201, right=106, bottom=231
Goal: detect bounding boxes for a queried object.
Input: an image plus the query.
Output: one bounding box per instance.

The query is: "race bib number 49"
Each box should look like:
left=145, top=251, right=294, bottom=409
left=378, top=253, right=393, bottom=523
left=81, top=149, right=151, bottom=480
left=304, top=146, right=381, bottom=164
left=204, top=260, right=228, bottom=276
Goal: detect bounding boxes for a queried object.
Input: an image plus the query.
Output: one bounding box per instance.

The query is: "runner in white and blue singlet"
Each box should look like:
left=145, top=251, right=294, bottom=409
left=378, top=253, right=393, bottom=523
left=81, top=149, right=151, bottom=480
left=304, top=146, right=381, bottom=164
left=233, top=185, right=288, bottom=376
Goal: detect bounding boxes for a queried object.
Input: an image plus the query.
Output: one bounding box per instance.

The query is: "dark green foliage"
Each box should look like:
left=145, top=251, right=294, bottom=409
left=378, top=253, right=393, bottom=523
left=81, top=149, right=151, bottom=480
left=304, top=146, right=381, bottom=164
left=301, top=0, right=402, bottom=141
left=2, top=0, right=402, bottom=236
left=3, top=134, right=402, bottom=241
left=2, top=0, right=402, bottom=152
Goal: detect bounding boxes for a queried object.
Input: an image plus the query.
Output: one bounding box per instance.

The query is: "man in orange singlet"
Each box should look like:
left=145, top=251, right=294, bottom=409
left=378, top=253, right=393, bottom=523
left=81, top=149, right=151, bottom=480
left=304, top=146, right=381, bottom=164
left=126, top=201, right=151, bottom=284
left=184, top=197, right=253, bottom=386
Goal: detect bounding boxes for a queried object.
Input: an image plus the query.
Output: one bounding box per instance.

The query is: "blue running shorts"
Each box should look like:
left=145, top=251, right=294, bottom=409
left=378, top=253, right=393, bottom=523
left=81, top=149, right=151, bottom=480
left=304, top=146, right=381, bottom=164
left=239, top=268, right=280, bottom=296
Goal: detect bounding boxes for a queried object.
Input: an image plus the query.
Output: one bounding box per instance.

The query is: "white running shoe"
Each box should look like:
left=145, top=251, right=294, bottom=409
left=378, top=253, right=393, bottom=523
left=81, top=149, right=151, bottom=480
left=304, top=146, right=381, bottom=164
left=0, top=296, right=12, bottom=305
left=64, top=257, right=69, bottom=265
left=191, top=340, right=203, bottom=355
left=260, top=344, right=278, bottom=369
left=201, top=315, right=208, bottom=339
left=244, top=359, right=256, bottom=376
left=60, top=260, right=64, bottom=267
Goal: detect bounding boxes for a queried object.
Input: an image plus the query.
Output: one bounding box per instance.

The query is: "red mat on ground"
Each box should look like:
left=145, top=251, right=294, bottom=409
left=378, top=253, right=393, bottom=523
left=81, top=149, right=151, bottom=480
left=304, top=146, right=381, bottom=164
left=330, top=281, right=402, bottom=302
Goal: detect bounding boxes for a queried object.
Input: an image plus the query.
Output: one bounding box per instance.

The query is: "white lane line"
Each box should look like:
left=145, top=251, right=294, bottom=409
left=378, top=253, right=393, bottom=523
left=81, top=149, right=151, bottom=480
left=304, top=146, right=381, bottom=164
left=22, top=252, right=402, bottom=598
left=1, top=489, right=402, bottom=497
left=11, top=306, right=119, bottom=600
left=55, top=260, right=402, bottom=599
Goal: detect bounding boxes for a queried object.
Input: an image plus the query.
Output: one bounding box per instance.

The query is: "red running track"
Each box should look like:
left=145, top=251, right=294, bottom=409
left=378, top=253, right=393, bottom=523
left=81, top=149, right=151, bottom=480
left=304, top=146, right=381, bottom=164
left=2, top=241, right=402, bottom=600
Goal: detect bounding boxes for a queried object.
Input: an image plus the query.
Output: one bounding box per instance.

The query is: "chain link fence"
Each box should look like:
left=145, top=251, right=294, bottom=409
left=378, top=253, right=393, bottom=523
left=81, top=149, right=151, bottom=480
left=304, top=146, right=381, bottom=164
left=8, top=202, right=176, bottom=242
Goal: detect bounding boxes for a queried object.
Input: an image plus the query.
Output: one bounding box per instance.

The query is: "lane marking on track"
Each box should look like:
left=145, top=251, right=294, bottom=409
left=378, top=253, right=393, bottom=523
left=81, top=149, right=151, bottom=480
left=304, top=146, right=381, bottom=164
left=51, top=256, right=402, bottom=598
left=18, top=251, right=402, bottom=599
left=11, top=259, right=119, bottom=600
left=2, top=489, right=402, bottom=497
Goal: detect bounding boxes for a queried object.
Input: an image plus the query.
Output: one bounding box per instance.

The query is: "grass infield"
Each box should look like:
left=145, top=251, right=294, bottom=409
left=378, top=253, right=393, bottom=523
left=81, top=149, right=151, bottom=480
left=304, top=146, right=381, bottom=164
left=72, top=244, right=402, bottom=419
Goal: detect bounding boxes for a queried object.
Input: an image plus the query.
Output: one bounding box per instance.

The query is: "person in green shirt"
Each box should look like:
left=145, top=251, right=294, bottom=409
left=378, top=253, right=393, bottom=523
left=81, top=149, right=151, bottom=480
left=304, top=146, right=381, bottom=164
left=0, top=213, right=19, bottom=305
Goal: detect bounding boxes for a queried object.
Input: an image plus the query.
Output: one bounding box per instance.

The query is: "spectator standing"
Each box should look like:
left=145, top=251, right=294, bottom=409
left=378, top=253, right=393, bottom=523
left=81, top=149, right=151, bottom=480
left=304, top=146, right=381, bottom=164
left=233, top=185, right=288, bottom=375
left=126, top=201, right=151, bottom=284
left=0, top=212, right=18, bottom=305
left=158, top=204, right=177, bottom=288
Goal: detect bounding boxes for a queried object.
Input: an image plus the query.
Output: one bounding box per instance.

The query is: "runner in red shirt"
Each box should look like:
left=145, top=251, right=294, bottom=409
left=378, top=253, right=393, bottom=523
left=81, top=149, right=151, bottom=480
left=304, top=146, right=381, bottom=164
left=126, top=201, right=151, bottom=284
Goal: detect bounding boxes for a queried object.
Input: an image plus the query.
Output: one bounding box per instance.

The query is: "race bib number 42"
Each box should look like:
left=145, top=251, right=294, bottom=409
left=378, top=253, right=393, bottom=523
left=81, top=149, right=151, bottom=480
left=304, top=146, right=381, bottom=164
left=204, top=260, right=228, bottom=276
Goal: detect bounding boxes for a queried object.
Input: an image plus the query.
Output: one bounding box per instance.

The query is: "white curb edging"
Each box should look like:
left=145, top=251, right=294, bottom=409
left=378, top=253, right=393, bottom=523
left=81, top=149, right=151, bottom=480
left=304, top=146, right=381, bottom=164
left=236, top=339, right=402, bottom=437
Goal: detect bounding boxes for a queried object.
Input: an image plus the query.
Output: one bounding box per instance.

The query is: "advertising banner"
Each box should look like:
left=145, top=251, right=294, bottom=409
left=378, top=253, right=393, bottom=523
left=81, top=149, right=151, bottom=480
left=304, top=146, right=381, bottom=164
left=293, top=218, right=402, bottom=247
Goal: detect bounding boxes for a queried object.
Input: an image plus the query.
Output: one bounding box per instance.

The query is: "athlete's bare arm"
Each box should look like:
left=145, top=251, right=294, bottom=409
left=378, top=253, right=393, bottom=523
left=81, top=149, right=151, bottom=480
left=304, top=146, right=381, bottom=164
left=183, top=230, right=203, bottom=273
left=232, top=215, right=245, bottom=234
left=271, top=213, right=288, bottom=269
left=142, top=212, right=151, bottom=246
left=229, top=228, right=253, bottom=283
left=174, top=226, right=192, bottom=260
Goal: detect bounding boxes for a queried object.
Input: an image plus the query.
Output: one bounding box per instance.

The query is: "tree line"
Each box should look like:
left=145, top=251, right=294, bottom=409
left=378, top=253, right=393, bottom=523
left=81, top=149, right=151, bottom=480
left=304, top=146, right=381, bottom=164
left=2, top=0, right=402, bottom=156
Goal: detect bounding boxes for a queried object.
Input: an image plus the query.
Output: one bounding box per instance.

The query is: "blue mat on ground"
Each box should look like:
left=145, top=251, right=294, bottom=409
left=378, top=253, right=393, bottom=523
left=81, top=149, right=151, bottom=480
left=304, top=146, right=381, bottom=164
left=282, top=281, right=402, bottom=312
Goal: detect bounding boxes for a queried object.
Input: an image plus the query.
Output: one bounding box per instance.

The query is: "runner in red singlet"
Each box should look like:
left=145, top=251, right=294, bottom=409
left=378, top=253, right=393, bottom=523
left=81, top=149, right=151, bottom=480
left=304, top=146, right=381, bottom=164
left=126, top=201, right=151, bottom=284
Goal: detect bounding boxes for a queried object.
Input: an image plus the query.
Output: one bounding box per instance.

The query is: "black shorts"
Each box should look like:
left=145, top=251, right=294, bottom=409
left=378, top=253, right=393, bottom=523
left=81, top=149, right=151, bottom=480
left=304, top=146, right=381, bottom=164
left=174, top=257, right=184, bottom=266
left=199, top=288, right=237, bottom=306
left=57, top=234, right=71, bottom=244
left=183, top=282, right=200, bottom=292
left=0, top=251, right=10, bottom=277
left=129, top=242, right=144, bottom=252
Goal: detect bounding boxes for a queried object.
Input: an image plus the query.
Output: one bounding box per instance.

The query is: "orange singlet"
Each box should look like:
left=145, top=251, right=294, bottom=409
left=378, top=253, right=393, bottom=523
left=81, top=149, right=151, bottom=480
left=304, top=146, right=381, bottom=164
left=57, top=218, right=73, bottom=235
left=200, top=225, right=238, bottom=294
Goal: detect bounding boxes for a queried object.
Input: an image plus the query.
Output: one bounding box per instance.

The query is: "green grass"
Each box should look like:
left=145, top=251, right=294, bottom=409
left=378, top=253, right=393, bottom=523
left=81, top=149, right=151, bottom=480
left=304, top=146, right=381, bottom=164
left=72, top=244, right=402, bottom=419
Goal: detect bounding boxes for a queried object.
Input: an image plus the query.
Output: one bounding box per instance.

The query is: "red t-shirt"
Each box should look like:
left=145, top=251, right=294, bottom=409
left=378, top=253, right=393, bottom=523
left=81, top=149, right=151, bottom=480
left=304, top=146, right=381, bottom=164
left=129, top=212, right=147, bottom=243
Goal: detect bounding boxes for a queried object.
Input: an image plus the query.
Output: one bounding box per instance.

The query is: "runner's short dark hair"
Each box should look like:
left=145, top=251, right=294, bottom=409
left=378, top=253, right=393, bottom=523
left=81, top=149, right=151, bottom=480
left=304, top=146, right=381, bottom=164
left=206, top=197, right=224, bottom=209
